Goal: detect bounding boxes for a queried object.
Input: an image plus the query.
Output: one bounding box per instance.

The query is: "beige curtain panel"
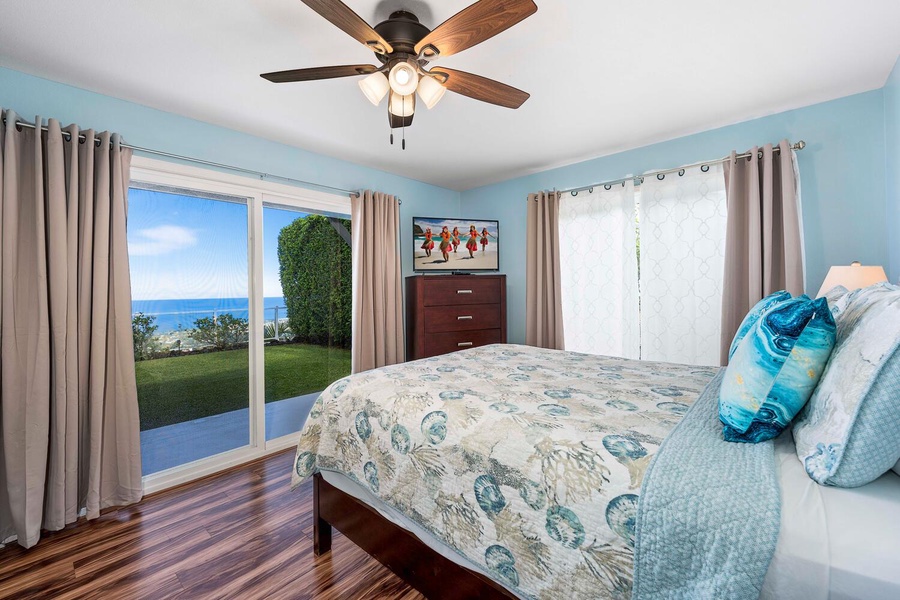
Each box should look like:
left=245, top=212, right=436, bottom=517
left=526, top=191, right=565, bottom=350
left=720, top=140, right=805, bottom=364
left=0, top=110, right=143, bottom=549
left=350, top=190, right=404, bottom=373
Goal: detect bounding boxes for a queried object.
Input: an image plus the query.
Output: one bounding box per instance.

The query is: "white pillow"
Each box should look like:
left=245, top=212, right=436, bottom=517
left=792, top=283, right=900, bottom=487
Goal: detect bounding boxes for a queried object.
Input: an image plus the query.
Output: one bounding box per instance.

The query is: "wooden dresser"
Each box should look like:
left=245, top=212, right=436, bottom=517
left=406, top=274, right=507, bottom=360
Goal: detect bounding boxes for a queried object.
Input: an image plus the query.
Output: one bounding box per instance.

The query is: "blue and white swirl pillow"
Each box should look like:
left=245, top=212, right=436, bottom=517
left=793, top=283, right=900, bottom=486
left=719, top=294, right=836, bottom=443
left=728, top=290, right=793, bottom=360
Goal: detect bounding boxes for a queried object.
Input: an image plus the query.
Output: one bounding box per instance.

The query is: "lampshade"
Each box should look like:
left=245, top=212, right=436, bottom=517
left=417, top=75, right=446, bottom=109
left=358, top=72, right=389, bottom=106
left=817, top=261, right=888, bottom=297
left=388, top=92, right=415, bottom=117
left=388, top=61, right=418, bottom=96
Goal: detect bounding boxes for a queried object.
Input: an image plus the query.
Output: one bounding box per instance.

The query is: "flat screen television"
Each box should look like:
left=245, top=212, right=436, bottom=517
left=413, top=217, right=499, bottom=272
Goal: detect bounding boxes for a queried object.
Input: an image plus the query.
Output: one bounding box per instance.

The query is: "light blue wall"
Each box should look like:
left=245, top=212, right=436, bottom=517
left=886, top=55, right=900, bottom=284
left=0, top=67, right=460, bottom=287
left=461, top=90, right=888, bottom=344
left=3, top=66, right=894, bottom=347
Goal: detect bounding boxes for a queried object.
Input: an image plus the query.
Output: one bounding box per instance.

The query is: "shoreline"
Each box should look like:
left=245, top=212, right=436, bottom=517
left=413, top=247, right=498, bottom=271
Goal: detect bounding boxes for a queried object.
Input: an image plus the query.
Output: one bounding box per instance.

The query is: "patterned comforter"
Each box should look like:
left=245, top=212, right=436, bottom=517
left=292, top=344, right=717, bottom=599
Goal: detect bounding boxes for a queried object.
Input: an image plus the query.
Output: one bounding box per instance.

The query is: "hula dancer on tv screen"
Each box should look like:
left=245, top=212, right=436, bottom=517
left=466, top=225, right=479, bottom=258
left=439, top=226, right=452, bottom=262
left=421, top=227, right=434, bottom=257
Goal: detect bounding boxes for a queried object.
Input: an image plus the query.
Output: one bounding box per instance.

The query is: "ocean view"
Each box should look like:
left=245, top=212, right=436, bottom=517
left=132, top=297, right=287, bottom=333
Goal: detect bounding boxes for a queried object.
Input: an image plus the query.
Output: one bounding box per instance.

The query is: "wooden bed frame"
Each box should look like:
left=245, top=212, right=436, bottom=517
left=313, top=473, right=517, bottom=599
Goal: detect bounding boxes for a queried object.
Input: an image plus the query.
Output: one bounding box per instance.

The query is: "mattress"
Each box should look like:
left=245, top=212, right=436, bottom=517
left=323, top=433, right=900, bottom=600
left=762, top=433, right=900, bottom=600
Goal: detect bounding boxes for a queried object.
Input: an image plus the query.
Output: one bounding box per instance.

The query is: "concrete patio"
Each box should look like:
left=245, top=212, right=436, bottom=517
left=140, top=392, right=317, bottom=475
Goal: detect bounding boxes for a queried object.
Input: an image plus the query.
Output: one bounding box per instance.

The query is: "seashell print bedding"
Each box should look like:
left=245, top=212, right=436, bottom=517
left=292, top=344, right=717, bottom=599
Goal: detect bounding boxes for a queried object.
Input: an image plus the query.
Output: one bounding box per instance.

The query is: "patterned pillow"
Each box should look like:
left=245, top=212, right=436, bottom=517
left=728, top=290, right=793, bottom=360
left=719, top=295, right=836, bottom=443
left=793, top=283, right=900, bottom=487
left=821, top=285, right=851, bottom=317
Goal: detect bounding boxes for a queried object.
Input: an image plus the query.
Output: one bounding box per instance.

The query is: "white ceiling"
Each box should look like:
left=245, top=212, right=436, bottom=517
left=1, top=1, right=898, bottom=190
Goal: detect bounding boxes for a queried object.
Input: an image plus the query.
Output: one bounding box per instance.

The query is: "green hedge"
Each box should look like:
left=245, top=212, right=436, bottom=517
left=278, top=214, right=351, bottom=348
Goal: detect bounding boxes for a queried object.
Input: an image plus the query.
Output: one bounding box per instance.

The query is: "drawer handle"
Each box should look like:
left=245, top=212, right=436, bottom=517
left=457, top=315, right=473, bottom=321
left=457, top=342, right=474, bottom=347
left=457, top=289, right=473, bottom=294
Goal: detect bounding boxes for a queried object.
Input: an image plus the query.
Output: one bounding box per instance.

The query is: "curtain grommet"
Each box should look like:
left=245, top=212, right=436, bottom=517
left=700, top=165, right=710, bottom=173
left=657, top=173, right=665, bottom=181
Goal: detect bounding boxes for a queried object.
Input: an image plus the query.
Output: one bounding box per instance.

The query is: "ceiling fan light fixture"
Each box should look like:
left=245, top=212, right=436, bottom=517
left=388, top=61, right=419, bottom=96
left=358, top=71, right=390, bottom=105
left=417, top=75, right=446, bottom=109
left=388, top=92, right=415, bottom=117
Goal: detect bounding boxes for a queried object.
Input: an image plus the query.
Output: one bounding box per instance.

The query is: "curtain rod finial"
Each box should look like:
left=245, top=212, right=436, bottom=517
left=795, top=140, right=806, bottom=150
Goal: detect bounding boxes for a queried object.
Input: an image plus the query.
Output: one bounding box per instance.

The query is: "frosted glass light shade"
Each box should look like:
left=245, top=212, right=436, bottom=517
left=388, top=61, right=418, bottom=95
left=417, top=75, right=446, bottom=109
left=388, top=92, right=415, bottom=117
left=358, top=72, right=389, bottom=106
left=817, top=262, right=888, bottom=297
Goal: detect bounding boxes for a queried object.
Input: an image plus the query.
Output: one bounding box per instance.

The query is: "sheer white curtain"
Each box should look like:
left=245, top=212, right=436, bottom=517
left=559, top=183, right=640, bottom=358
left=638, top=164, right=727, bottom=366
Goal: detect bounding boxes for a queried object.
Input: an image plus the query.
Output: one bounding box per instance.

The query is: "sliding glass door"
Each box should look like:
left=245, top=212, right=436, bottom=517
left=128, top=185, right=251, bottom=476
left=128, top=158, right=353, bottom=488
left=261, top=204, right=352, bottom=442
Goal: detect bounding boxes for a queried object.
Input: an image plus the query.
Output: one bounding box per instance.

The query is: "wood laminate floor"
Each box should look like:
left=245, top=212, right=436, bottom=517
left=0, top=450, right=425, bottom=600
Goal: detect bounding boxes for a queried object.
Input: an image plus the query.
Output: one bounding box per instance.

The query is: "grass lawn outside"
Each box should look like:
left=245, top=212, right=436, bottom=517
left=135, top=343, right=351, bottom=431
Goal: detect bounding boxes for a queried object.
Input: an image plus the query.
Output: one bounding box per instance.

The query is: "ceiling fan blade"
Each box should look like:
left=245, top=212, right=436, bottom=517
left=300, top=0, right=393, bottom=54
left=432, top=68, right=529, bottom=109
left=415, top=0, right=537, bottom=58
left=261, top=64, right=378, bottom=83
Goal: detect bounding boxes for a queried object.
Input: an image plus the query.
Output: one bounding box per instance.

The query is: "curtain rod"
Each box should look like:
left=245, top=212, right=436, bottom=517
left=1, top=116, right=388, bottom=201
left=551, top=140, right=806, bottom=197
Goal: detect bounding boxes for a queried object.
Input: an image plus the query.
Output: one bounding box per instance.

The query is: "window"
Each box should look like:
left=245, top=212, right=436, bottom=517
left=637, top=164, right=727, bottom=366
left=559, top=164, right=727, bottom=366
left=559, top=183, right=640, bottom=359
left=129, top=157, right=351, bottom=492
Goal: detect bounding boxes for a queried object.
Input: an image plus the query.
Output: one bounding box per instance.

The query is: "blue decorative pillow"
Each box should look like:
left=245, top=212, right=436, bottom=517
left=728, top=290, right=793, bottom=360
left=719, top=295, right=836, bottom=443
left=793, top=283, right=900, bottom=486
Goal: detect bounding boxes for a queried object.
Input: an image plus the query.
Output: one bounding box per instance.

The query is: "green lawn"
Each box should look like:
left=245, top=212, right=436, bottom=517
left=135, top=343, right=351, bottom=431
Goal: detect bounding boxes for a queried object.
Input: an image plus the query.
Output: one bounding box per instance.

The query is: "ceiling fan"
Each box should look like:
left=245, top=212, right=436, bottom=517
left=261, top=0, right=538, bottom=147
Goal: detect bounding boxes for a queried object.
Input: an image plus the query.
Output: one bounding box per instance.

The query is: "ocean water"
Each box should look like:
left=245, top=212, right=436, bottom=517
left=132, top=297, right=286, bottom=333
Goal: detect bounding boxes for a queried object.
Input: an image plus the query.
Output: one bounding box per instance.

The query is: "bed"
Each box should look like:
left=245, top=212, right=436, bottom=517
left=291, top=343, right=900, bottom=599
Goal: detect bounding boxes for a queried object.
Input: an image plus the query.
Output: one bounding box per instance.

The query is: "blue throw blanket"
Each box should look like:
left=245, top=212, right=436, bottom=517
left=633, top=370, right=781, bottom=600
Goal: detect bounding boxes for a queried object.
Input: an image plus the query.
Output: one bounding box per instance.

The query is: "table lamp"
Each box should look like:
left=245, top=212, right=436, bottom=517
left=817, top=261, right=888, bottom=297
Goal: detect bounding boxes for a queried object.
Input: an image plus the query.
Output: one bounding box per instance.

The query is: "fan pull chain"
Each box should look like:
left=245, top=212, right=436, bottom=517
left=389, top=93, right=394, bottom=145
left=402, top=96, right=406, bottom=150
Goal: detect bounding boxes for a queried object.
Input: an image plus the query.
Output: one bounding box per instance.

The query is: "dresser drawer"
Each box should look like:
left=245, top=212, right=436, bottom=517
left=423, top=277, right=501, bottom=306
left=425, top=329, right=502, bottom=356
left=423, top=304, right=501, bottom=333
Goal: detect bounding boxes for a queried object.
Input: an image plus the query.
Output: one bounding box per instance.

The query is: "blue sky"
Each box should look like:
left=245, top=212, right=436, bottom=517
left=128, top=188, right=304, bottom=300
